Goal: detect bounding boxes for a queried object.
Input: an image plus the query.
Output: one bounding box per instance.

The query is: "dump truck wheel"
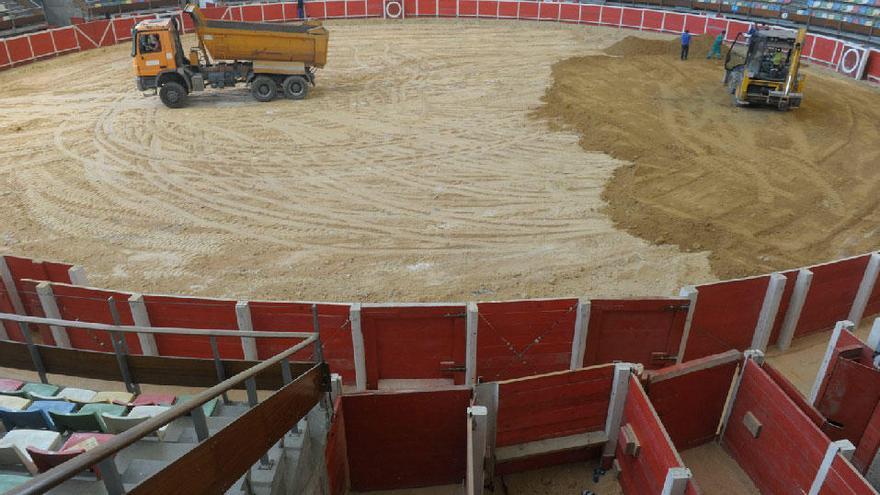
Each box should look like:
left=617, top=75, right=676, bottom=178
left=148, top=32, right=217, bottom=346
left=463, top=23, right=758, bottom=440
left=159, top=82, right=187, bottom=109
left=251, top=76, right=277, bottom=102
left=283, top=76, right=309, bottom=100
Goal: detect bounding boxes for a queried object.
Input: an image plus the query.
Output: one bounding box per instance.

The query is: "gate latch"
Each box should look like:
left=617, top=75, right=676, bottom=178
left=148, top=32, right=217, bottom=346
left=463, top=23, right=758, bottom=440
left=440, top=361, right=466, bottom=373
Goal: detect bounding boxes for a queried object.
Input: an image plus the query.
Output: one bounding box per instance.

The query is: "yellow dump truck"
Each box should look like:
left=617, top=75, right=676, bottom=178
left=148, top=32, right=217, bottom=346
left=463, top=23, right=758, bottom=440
left=132, top=4, right=328, bottom=108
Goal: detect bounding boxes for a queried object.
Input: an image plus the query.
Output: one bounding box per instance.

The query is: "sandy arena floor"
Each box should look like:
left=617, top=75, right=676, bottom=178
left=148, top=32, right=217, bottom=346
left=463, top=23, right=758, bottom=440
left=0, top=19, right=714, bottom=302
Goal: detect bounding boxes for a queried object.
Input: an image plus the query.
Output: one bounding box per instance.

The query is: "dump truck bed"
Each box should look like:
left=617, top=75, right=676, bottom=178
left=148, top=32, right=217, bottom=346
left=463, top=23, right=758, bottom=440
left=186, top=5, right=328, bottom=67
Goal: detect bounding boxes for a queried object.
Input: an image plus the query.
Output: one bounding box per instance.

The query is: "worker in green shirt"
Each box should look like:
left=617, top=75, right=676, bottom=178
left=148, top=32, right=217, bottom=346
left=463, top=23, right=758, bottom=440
left=707, top=30, right=726, bottom=60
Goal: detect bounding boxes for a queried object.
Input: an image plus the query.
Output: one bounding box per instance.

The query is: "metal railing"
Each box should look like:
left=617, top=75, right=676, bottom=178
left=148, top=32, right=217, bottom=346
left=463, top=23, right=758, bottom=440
left=0, top=310, right=327, bottom=494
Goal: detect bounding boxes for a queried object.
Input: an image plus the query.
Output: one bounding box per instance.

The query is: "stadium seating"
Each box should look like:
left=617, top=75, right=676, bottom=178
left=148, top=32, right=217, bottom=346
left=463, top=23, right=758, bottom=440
left=0, top=0, right=46, bottom=36
left=78, top=0, right=182, bottom=20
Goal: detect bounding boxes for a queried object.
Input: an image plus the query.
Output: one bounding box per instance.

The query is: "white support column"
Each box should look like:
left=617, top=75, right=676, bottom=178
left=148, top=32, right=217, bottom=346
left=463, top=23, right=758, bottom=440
left=35, top=282, right=71, bottom=348
left=235, top=301, right=258, bottom=361
left=128, top=293, right=159, bottom=356
left=808, top=441, right=842, bottom=495
left=466, top=405, right=488, bottom=495
left=350, top=303, right=367, bottom=392
left=569, top=299, right=590, bottom=370
left=465, top=302, right=478, bottom=385
left=676, top=286, right=698, bottom=363
left=602, top=363, right=634, bottom=460
left=66, top=265, right=89, bottom=286
left=777, top=268, right=813, bottom=351
left=866, top=318, right=880, bottom=352
left=0, top=257, right=26, bottom=316
left=809, top=320, right=855, bottom=405
left=330, top=373, right=343, bottom=403
left=849, top=252, right=880, bottom=326
left=474, top=382, right=499, bottom=484
left=661, top=467, right=692, bottom=495
left=835, top=439, right=856, bottom=461
left=719, top=350, right=764, bottom=442
left=751, top=273, right=787, bottom=352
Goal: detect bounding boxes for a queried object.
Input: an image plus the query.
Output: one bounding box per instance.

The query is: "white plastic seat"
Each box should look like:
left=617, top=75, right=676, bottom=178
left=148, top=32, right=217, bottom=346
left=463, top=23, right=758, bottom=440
left=56, top=388, right=97, bottom=403
left=0, top=429, right=62, bottom=474
left=0, top=396, right=30, bottom=411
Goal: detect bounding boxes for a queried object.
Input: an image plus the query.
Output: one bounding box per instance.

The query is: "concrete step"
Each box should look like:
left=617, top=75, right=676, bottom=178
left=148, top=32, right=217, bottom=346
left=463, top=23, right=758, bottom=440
left=215, top=403, right=251, bottom=418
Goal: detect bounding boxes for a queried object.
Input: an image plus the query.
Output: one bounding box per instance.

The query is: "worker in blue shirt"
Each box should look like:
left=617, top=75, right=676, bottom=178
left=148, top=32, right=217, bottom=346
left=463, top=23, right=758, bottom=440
left=681, top=30, right=692, bottom=60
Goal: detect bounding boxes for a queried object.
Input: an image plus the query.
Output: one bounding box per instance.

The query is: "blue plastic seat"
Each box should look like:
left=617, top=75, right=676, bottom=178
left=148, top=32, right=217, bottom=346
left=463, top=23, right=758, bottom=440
left=1, top=401, right=77, bottom=430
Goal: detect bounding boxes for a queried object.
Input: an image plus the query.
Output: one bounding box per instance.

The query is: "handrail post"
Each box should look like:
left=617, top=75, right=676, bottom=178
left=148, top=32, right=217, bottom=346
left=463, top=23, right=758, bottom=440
left=311, top=303, right=324, bottom=363
left=18, top=321, right=47, bottom=384
left=107, top=297, right=140, bottom=395
left=281, top=358, right=300, bottom=434
left=96, top=457, right=124, bottom=495
left=244, top=376, right=271, bottom=468
left=209, top=335, right=230, bottom=404
left=191, top=405, right=210, bottom=442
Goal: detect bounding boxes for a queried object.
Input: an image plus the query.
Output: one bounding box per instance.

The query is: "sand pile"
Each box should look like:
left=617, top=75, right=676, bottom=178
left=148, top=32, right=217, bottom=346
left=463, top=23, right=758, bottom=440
left=535, top=36, right=880, bottom=278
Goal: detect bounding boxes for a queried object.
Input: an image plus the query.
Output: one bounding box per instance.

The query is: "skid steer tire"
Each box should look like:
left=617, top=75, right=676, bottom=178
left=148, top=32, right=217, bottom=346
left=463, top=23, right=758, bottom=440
left=282, top=76, right=309, bottom=100
left=251, top=76, right=277, bottom=102
left=159, top=81, right=187, bottom=109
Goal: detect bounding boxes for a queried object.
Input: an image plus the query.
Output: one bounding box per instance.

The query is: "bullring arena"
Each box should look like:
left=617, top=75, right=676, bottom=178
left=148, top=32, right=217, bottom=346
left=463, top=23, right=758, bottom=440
left=0, top=1, right=880, bottom=494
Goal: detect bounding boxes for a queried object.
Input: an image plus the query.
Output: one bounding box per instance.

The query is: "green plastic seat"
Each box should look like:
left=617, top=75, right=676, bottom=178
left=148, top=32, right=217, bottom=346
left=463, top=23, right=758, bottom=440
left=48, top=411, right=102, bottom=433
left=0, top=474, right=32, bottom=492
left=79, top=403, right=127, bottom=432
left=177, top=395, right=219, bottom=417
left=1, top=383, right=62, bottom=400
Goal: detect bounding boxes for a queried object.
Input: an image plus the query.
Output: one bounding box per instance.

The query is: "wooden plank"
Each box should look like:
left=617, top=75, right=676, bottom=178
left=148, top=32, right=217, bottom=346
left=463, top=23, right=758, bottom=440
left=129, top=366, right=323, bottom=495
left=0, top=339, right=313, bottom=389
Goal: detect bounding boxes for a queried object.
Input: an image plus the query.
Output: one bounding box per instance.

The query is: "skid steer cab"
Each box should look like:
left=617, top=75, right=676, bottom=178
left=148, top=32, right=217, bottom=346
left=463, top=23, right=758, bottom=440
left=722, top=27, right=806, bottom=111
left=132, top=4, right=328, bottom=108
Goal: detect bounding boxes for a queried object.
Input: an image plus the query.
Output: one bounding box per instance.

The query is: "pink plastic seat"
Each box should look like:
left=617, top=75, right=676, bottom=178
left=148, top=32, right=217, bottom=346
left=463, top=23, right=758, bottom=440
left=131, top=393, right=176, bottom=406
left=0, top=379, right=24, bottom=393
left=60, top=433, right=115, bottom=452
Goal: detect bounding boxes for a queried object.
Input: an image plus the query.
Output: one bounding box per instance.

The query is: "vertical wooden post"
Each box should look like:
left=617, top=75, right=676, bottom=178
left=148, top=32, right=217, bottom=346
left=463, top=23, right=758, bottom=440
left=809, top=320, right=854, bottom=405
left=236, top=301, right=259, bottom=361
left=660, top=467, right=692, bottom=495
left=128, top=294, right=159, bottom=356
left=719, top=350, right=764, bottom=442
left=466, top=405, right=488, bottom=495
left=569, top=298, right=590, bottom=370
left=866, top=317, right=880, bottom=352
left=0, top=256, right=26, bottom=317
left=36, top=282, right=71, bottom=348
left=474, top=382, right=499, bottom=485
left=350, top=303, right=367, bottom=392
left=751, top=273, right=787, bottom=352
left=676, top=286, right=698, bottom=363
left=465, top=302, right=479, bottom=385
left=602, top=363, right=633, bottom=465
left=849, top=252, right=880, bottom=326
left=67, top=265, right=89, bottom=285
left=777, top=268, right=813, bottom=351
left=808, top=441, right=843, bottom=495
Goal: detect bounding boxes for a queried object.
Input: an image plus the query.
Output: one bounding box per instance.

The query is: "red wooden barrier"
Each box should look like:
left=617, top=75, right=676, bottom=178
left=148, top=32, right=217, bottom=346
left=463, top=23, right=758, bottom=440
left=41, top=282, right=144, bottom=355
left=723, top=359, right=829, bottom=494
left=821, top=454, right=877, bottom=494
left=496, top=365, right=613, bottom=447
left=342, top=387, right=470, bottom=490
left=796, top=256, right=871, bottom=338
left=854, top=402, right=880, bottom=473
left=361, top=305, right=466, bottom=389
left=326, top=397, right=349, bottom=495
left=248, top=301, right=353, bottom=383
left=141, top=295, right=241, bottom=358
left=684, top=276, right=769, bottom=361
left=647, top=350, right=740, bottom=449
left=476, top=299, right=577, bottom=382
left=618, top=375, right=700, bottom=494
left=583, top=298, right=688, bottom=369
left=763, top=363, right=826, bottom=430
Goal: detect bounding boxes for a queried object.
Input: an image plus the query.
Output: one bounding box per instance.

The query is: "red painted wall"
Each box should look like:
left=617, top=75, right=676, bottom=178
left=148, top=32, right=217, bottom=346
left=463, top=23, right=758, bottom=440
left=326, top=397, right=349, bottom=495
left=476, top=299, right=577, bottom=382
left=361, top=305, right=466, bottom=389
left=342, top=387, right=470, bottom=490
left=647, top=350, right=739, bottom=449
left=495, top=365, right=613, bottom=447
left=796, top=256, right=870, bottom=338
left=584, top=298, right=688, bottom=369
left=819, top=454, right=877, bottom=494
left=723, top=360, right=829, bottom=495
left=618, top=375, right=700, bottom=494
left=141, top=295, right=241, bottom=359
left=684, top=276, right=769, bottom=361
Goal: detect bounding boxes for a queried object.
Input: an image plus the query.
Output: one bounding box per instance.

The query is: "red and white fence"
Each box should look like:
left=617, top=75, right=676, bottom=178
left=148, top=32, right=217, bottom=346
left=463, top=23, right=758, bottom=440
left=0, top=0, right=877, bottom=82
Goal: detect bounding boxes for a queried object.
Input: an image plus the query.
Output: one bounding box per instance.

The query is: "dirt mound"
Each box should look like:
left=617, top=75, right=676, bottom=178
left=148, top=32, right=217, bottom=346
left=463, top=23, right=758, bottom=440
left=604, top=35, right=715, bottom=57
left=535, top=37, right=880, bottom=279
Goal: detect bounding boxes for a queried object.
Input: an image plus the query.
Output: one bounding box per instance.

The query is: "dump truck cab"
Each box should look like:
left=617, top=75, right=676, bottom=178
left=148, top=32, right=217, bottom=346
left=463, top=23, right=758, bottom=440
left=133, top=17, right=191, bottom=101
left=723, top=27, right=806, bottom=110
